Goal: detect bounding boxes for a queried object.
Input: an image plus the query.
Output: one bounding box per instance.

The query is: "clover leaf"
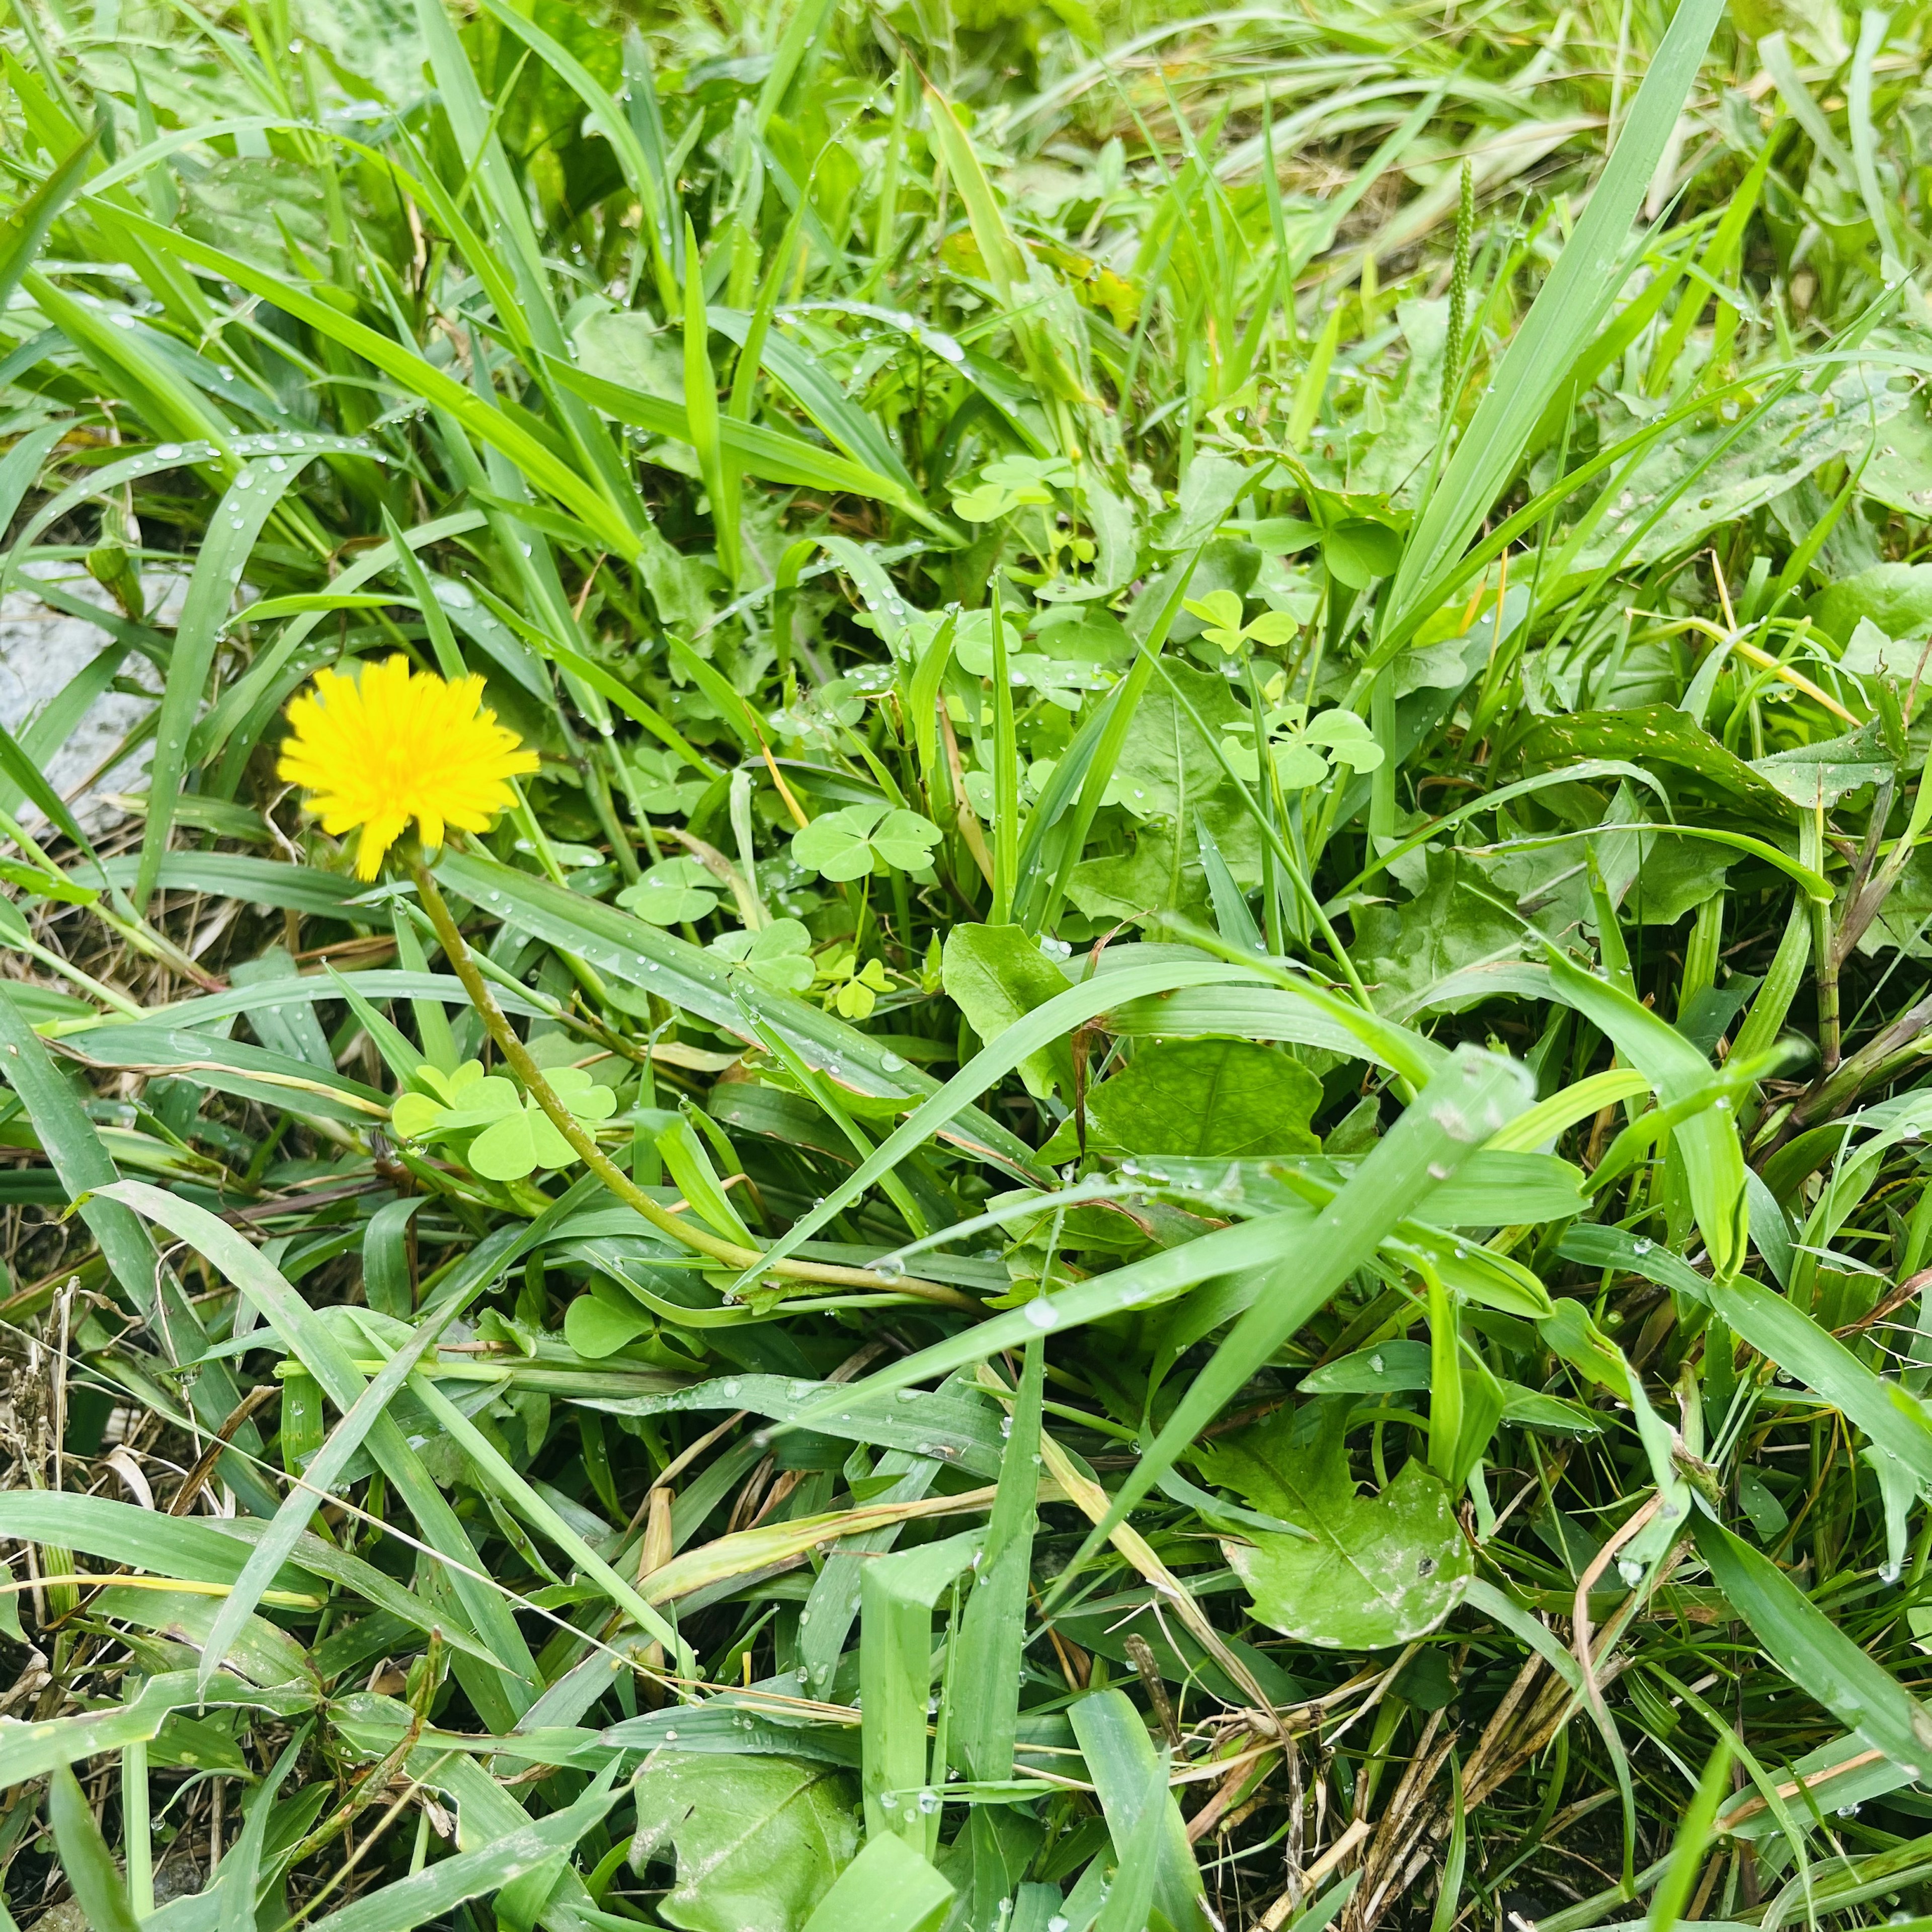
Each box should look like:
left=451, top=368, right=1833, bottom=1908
left=617, top=857, right=720, bottom=925
left=950, top=454, right=1077, bottom=522
left=627, top=745, right=711, bottom=817
left=1321, top=515, right=1403, bottom=589
left=468, top=1067, right=616, bottom=1181
left=1222, top=705, right=1385, bottom=790
left=791, top=802, right=941, bottom=881
left=819, top=950, right=893, bottom=1019
left=468, top=1103, right=580, bottom=1181
left=710, top=917, right=816, bottom=994
left=1184, top=589, right=1302, bottom=656
left=389, top=1059, right=615, bottom=1183
left=1303, top=708, right=1385, bottom=770
left=389, top=1060, right=519, bottom=1142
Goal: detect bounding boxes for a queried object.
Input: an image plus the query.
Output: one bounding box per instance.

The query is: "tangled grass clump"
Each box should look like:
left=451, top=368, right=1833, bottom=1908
left=2, top=0, right=1932, bottom=1926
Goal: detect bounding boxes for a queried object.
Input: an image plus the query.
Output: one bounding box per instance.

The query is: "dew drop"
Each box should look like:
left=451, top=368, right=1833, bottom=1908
left=155, top=443, right=183, bottom=460
left=916, top=1788, right=941, bottom=1814
left=1023, top=1299, right=1058, bottom=1330
left=1632, top=1237, right=1653, bottom=1255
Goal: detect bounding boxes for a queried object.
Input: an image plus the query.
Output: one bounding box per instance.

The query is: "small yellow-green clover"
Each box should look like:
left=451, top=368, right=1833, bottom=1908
left=1223, top=704, right=1385, bottom=789
left=819, top=950, right=893, bottom=1019
left=951, top=454, right=1077, bottom=523
left=1183, top=589, right=1303, bottom=656
left=388, top=1059, right=616, bottom=1183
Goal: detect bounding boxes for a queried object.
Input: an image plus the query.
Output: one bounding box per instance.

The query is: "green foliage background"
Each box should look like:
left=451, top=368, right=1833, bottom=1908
left=2, top=0, right=1932, bottom=1926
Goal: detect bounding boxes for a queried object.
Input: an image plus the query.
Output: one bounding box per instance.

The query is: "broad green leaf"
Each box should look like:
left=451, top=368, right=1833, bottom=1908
left=1045, top=1046, right=1534, bottom=1578
left=469, top=1101, right=581, bottom=1180
left=618, top=856, right=722, bottom=924
left=792, top=803, right=942, bottom=881
left=1200, top=1404, right=1474, bottom=1646
left=1810, top=563, right=1932, bottom=646
left=630, top=1752, right=860, bottom=1932
left=941, top=923, right=1076, bottom=1099
left=1353, top=851, right=1531, bottom=1014
left=1084, top=1038, right=1321, bottom=1159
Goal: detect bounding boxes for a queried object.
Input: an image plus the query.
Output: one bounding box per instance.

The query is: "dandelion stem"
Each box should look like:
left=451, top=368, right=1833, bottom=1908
left=410, top=855, right=976, bottom=1308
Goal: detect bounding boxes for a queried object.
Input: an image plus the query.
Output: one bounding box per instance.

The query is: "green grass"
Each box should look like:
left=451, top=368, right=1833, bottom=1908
left=1, top=0, right=1931, bottom=1926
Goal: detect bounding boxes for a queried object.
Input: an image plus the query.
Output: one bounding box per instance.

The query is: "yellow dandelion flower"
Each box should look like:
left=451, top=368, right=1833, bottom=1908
left=277, top=654, right=539, bottom=879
